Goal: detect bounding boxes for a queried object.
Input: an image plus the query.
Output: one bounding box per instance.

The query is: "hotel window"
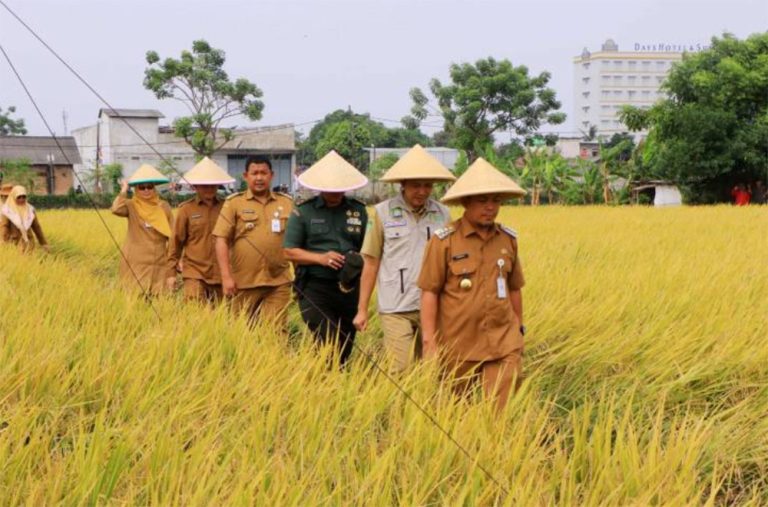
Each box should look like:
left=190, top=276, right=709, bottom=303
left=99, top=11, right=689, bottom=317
left=602, top=75, right=611, bottom=82
left=628, top=90, right=637, bottom=99
left=628, top=61, right=637, bottom=69
left=656, top=61, right=666, bottom=69
left=582, top=106, right=590, bottom=112
left=656, top=76, right=664, bottom=84
left=601, top=105, right=611, bottom=111
left=602, top=90, right=611, bottom=97
left=583, top=62, right=590, bottom=70
left=582, top=76, right=590, bottom=83
left=613, top=60, right=622, bottom=68
left=628, top=75, right=637, bottom=83
left=642, top=90, right=651, bottom=98
left=613, top=90, right=622, bottom=97
left=582, top=120, right=590, bottom=126
left=601, top=119, right=609, bottom=125
left=614, top=75, right=623, bottom=83
left=642, top=61, right=651, bottom=68
left=582, top=91, right=590, bottom=97
left=642, top=75, right=651, bottom=84
left=602, top=60, right=610, bottom=67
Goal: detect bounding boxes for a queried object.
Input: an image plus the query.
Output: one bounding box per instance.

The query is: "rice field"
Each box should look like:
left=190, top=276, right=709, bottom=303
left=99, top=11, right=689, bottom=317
left=1, top=205, right=766, bottom=505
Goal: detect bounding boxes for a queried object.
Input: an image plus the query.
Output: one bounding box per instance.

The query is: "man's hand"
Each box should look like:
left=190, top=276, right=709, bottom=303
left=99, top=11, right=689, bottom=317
left=352, top=309, right=368, bottom=332
left=120, top=179, right=129, bottom=194
left=422, top=339, right=438, bottom=360
left=222, top=275, right=237, bottom=297
left=321, top=250, right=345, bottom=270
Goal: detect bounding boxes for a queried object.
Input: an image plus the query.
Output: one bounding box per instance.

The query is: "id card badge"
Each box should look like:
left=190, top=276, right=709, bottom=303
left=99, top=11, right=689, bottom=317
left=496, top=277, right=507, bottom=299
left=271, top=218, right=281, bottom=233
left=496, top=259, right=507, bottom=299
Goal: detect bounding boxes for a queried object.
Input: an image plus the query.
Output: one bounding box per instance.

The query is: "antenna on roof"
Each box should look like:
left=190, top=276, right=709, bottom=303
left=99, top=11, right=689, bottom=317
left=62, top=109, right=68, bottom=135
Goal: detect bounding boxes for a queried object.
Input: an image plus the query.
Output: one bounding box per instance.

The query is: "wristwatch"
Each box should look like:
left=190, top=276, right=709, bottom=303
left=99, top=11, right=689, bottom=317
left=520, top=325, right=527, bottom=336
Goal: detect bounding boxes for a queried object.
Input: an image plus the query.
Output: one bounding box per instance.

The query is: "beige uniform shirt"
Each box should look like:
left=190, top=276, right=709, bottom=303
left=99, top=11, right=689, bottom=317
left=111, top=193, right=175, bottom=295
left=417, top=216, right=525, bottom=361
left=167, top=195, right=223, bottom=284
left=212, top=189, right=293, bottom=289
left=0, top=214, right=47, bottom=253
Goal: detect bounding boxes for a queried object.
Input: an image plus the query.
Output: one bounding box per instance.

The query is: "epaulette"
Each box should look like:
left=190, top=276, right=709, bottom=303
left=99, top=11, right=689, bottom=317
left=434, top=226, right=455, bottom=240
left=500, top=225, right=518, bottom=238
left=226, top=191, right=245, bottom=200
left=295, top=195, right=317, bottom=207
left=274, top=191, right=294, bottom=201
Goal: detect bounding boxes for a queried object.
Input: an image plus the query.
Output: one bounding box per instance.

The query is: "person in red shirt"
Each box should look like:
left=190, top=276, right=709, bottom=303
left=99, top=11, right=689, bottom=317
left=731, top=184, right=751, bottom=206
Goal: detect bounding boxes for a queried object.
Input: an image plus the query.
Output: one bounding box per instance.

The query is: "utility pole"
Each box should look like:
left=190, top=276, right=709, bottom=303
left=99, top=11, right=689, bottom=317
left=45, top=153, right=55, bottom=195
left=62, top=110, right=69, bottom=135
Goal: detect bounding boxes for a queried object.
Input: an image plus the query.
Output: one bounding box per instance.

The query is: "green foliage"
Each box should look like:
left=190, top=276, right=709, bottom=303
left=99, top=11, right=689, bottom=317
left=369, top=153, right=400, bottom=180
left=0, top=158, right=36, bottom=193
left=143, top=40, right=264, bottom=157
left=83, top=162, right=123, bottom=194
left=297, top=109, right=431, bottom=168
left=0, top=106, right=27, bottom=136
left=103, top=163, right=124, bottom=194
left=405, top=57, right=566, bottom=161
left=622, top=32, right=768, bottom=202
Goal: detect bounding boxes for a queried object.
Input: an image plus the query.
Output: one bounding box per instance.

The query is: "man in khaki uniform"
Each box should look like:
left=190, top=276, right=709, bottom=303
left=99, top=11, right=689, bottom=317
left=213, top=156, right=293, bottom=324
left=167, top=157, right=234, bottom=301
left=354, top=145, right=454, bottom=372
left=418, top=158, right=527, bottom=411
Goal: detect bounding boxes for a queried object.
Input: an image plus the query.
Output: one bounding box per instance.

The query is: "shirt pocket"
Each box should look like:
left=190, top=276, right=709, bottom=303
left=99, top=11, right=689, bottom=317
left=309, top=221, right=330, bottom=236
left=448, top=257, right=478, bottom=291
left=236, top=212, right=259, bottom=238
left=384, top=226, right=408, bottom=240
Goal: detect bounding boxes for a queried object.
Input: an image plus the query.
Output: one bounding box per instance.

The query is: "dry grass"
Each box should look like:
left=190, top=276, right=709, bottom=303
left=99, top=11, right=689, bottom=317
left=0, top=205, right=766, bottom=505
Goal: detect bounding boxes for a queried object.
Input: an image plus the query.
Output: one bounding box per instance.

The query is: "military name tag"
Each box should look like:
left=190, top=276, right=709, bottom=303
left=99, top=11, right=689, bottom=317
left=271, top=219, right=281, bottom=233
left=384, top=219, right=406, bottom=228
left=190, top=213, right=202, bottom=219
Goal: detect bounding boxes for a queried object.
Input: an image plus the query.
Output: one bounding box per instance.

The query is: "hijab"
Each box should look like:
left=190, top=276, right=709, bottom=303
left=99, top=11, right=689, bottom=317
left=1, top=185, right=35, bottom=242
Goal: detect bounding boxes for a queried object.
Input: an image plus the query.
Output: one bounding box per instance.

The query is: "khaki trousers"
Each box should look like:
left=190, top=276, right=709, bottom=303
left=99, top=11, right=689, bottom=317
left=231, top=283, right=291, bottom=327
left=379, top=311, right=422, bottom=373
left=444, top=348, right=523, bottom=412
left=183, top=278, right=223, bottom=303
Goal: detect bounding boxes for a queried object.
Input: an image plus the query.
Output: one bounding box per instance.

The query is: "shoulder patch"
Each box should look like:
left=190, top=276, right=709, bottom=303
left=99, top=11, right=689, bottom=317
left=500, top=225, right=518, bottom=238
left=434, top=226, right=455, bottom=240
left=296, top=196, right=317, bottom=207
left=226, top=191, right=245, bottom=201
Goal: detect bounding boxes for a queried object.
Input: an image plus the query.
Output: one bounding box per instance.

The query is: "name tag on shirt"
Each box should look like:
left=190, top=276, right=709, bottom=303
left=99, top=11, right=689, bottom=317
left=271, top=218, right=281, bottom=233
left=497, top=277, right=507, bottom=299
left=384, top=219, right=407, bottom=228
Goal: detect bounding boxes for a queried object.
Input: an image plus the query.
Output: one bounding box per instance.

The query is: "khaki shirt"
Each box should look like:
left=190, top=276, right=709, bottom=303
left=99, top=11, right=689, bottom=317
left=417, top=216, right=525, bottom=361
left=212, top=189, right=293, bottom=289
left=167, top=195, right=223, bottom=284
left=0, top=214, right=47, bottom=253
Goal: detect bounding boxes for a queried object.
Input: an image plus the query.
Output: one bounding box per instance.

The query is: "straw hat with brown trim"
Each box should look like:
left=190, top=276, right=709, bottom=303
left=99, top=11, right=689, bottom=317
left=379, top=144, right=456, bottom=183
left=298, top=150, right=368, bottom=192
left=0, top=183, right=13, bottom=197
left=127, top=164, right=170, bottom=186
left=441, top=157, right=526, bottom=204
left=182, top=157, right=235, bottom=186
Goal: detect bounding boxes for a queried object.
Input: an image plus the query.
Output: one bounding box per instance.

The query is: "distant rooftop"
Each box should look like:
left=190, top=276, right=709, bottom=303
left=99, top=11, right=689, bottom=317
left=0, top=136, right=82, bottom=165
left=99, top=108, right=165, bottom=119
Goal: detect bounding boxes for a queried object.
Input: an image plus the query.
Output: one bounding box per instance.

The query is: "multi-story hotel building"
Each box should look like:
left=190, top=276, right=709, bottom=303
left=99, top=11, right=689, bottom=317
left=573, top=39, right=683, bottom=138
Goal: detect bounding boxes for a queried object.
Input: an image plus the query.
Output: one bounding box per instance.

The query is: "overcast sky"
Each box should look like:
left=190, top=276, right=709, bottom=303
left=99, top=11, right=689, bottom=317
left=1, top=0, right=765, bottom=139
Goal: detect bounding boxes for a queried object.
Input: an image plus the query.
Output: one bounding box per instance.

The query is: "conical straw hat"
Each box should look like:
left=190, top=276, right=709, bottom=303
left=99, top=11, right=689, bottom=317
left=182, top=157, right=235, bottom=186
left=127, top=164, right=169, bottom=185
left=379, top=144, right=456, bottom=183
left=441, top=157, right=526, bottom=204
left=298, top=150, right=368, bottom=192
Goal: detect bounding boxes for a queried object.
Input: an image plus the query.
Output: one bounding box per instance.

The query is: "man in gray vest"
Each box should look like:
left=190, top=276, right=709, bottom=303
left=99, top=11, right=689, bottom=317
left=353, top=145, right=455, bottom=372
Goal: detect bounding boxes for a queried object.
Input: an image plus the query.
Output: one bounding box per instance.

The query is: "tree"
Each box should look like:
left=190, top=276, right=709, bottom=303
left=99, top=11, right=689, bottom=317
left=0, top=158, right=36, bottom=193
left=619, top=32, right=768, bottom=202
left=297, top=109, right=431, bottom=168
left=0, top=106, right=27, bottom=136
left=143, top=40, right=264, bottom=157
left=404, top=57, right=566, bottom=161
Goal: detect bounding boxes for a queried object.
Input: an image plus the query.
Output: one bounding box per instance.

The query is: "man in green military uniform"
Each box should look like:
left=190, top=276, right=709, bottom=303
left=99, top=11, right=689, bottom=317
left=283, top=150, right=369, bottom=366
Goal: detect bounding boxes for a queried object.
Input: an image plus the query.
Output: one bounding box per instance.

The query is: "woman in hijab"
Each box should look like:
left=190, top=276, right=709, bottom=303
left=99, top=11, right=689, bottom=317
left=0, top=185, right=49, bottom=253
left=111, top=164, right=174, bottom=295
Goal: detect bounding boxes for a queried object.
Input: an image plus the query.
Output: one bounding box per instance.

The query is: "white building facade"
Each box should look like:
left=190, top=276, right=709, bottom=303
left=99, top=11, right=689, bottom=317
left=573, top=39, right=682, bottom=138
left=72, top=109, right=296, bottom=192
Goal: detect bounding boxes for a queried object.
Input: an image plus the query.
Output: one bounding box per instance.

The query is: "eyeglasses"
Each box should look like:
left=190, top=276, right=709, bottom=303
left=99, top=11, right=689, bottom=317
left=135, top=185, right=155, bottom=191
left=16, top=195, right=27, bottom=200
